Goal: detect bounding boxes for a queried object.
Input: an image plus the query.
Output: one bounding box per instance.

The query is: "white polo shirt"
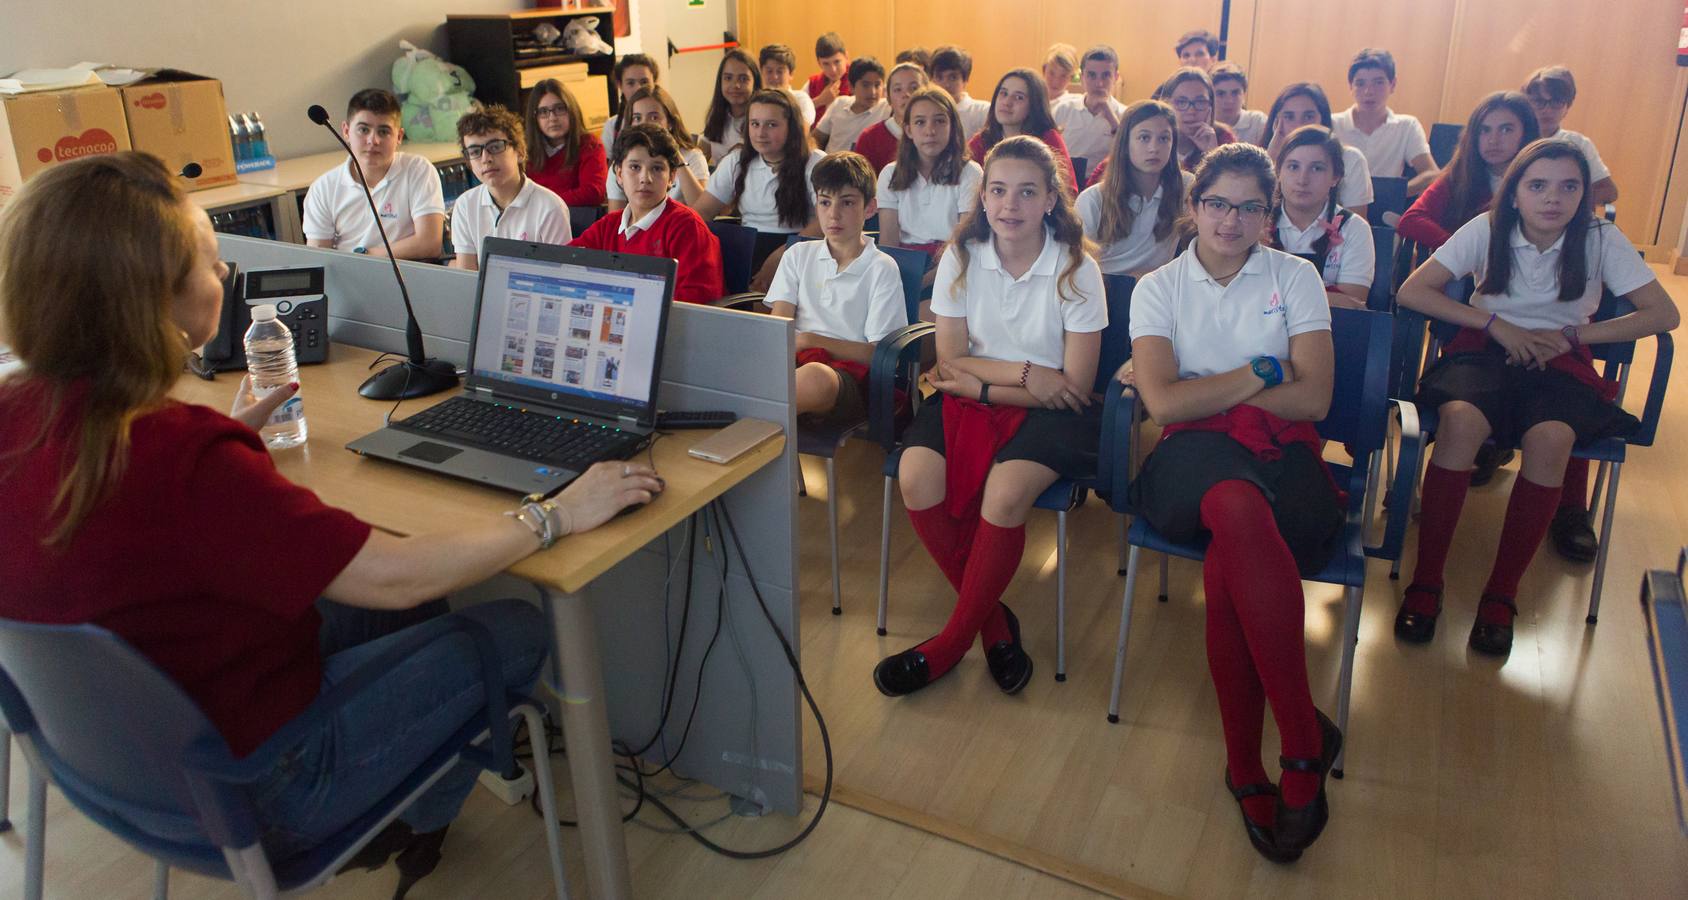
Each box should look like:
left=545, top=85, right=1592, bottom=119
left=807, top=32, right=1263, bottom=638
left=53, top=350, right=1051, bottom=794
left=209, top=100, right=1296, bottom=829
left=1229, top=109, right=1267, bottom=147
left=763, top=237, right=908, bottom=343
left=876, top=160, right=983, bottom=245
left=1274, top=208, right=1375, bottom=289
left=1076, top=170, right=1194, bottom=275
left=818, top=98, right=890, bottom=152
left=1052, top=95, right=1128, bottom=161
left=704, top=147, right=825, bottom=233
left=702, top=115, right=745, bottom=166
left=1131, top=242, right=1330, bottom=380
left=1547, top=129, right=1612, bottom=184
left=450, top=177, right=572, bottom=257
left=784, top=86, right=817, bottom=128
left=955, top=94, right=991, bottom=141
left=1432, top=216, right=1654, bottom=331
left=1337, top=145, right=1374, bottom=210
left=1332, top=107, right=1432, bottom=179
left=601, top=115, right=619, bottom=153
left=303, top=152, right=445, bottom=252
left=605, top=146, right=710, bottom=204
left=930, top=227, right=1108, bottom=368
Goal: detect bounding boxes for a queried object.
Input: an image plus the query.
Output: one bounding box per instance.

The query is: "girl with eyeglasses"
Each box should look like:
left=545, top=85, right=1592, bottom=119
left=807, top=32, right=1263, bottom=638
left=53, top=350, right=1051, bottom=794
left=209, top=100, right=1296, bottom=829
left=1159, top=67, right=1237, bottom=173
left=700, top=48, right=763, bottom=166
left=1126, top=143, right=1343, bottom=863
left=522, top=79, right=608, bottom=209
left=1259, top=83, right=1373, bottom=222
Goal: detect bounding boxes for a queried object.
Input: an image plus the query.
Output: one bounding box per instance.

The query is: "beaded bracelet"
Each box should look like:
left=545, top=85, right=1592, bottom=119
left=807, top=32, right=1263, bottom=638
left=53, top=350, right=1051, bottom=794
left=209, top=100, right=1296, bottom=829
left=505, top=499, right=573, bottom=549
left=1018, top=361, right=1031, bottom=387
left=1482, top=312, right=1497, bottom=334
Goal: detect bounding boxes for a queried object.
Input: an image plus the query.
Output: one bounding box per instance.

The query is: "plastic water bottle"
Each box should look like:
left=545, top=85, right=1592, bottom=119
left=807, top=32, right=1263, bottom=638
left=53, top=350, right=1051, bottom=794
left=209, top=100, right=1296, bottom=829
left=243, top=304, right=308, bottom=449
left=229, top=114, right=250, bottom=162
left=245, top=112, right=270, bottom=160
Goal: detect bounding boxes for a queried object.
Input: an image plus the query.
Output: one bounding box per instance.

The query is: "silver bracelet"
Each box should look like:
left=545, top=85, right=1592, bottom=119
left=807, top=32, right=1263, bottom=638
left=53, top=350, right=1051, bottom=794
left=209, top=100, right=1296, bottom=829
left=504, top=504, right=552, bottom=548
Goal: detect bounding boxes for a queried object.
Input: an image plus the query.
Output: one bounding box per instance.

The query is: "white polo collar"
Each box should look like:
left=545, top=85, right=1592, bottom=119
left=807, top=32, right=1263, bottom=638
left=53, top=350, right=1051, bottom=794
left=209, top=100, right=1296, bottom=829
left=824, top=236, right=879, bottom=276
left=1509, top=223, right=1568, bottom=256
left=339, top=155, right=397, bottom=193
left=478, top=176, right=534, bottom=214
left=1184, top=240, right=1267, bottom=284
left=619, top=198, right=669, bottom=238
left=977, top=226, right=1061, bottom=282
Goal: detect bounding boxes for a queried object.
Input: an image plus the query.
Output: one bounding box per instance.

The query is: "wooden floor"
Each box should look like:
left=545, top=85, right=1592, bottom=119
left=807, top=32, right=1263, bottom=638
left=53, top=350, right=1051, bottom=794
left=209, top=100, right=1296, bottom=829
left=4, top=270, right=1687, bottom=898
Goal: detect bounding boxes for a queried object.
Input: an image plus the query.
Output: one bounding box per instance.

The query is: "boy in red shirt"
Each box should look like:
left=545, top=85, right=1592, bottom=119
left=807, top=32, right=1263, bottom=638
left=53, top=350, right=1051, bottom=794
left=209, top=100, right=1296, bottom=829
left=807, top=31, right=853, bottom=124
left=571, top=124, right=724, bottom=303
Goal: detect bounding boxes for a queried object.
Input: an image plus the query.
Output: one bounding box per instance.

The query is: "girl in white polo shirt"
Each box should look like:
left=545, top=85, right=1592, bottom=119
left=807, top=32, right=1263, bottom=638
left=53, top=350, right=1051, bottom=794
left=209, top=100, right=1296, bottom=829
left=1260, top=84, right=1374, bottom=222
left=700, top=49, right=760, bottom=166
left=1077, top=99, right=1193, bottom=277
left=1393, top=140, right=1677, bottom=657
left=877, top=87, right=983, bottom=260
left=1127, top=143, right=1342, bottom=862
left=1268, top=125, right=1374, bottom=308
left=696, top=89, right=824, bottom=291
left=874, top=136, right=1105, bottom=701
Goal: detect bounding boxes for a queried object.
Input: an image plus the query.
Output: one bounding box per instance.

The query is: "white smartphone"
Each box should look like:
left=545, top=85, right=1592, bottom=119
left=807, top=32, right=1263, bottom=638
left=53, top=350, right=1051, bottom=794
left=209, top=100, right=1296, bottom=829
left=687, top=418, right=783, bottom=464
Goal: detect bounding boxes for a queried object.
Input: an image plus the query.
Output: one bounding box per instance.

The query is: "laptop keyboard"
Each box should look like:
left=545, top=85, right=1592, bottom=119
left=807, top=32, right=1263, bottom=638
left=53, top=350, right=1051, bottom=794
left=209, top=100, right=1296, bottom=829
left=395, top=397, right=645, bottom=470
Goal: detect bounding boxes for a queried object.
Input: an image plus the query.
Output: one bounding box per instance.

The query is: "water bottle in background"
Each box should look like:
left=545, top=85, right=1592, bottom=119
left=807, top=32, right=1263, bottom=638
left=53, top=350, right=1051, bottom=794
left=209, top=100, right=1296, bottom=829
left=229, top=114, right=250, bottom=162
left=245, top=112, right=270, bottom=160
left=243, top=304, right=307, bottom=449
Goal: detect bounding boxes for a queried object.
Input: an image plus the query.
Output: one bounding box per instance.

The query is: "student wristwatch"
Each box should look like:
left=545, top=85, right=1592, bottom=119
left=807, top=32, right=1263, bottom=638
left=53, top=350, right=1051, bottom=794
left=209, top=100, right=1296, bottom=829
left=978, top=382, right=993, bottom=405
left=1250, top=356, right=1284, bottom=388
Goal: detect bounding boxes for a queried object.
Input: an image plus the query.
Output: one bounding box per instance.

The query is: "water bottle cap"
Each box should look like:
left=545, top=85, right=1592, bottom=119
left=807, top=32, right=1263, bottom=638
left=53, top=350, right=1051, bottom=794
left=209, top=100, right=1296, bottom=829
left=251, top=303, right=278, bottom=321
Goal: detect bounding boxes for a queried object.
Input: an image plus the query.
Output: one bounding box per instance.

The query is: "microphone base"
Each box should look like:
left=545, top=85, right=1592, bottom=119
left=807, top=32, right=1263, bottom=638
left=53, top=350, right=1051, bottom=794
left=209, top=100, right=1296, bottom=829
left=358, top=357, right=460, bottom=401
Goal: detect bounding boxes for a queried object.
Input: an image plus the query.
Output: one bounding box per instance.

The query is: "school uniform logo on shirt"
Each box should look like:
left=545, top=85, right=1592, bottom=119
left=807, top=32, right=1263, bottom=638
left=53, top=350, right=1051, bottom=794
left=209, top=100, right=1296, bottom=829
left=1263, top=291, right=1285, bottom=317
left=379, top=201, right=396, bottom=220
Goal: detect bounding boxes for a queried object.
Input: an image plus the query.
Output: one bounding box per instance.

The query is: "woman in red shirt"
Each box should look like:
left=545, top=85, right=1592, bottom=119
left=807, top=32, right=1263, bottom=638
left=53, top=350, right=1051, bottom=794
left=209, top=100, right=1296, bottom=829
left=0, top=153, right=660, bottom=886
left=966, top=68, right=1077, bottom=196
left=522, top=78, right=610, bottom=209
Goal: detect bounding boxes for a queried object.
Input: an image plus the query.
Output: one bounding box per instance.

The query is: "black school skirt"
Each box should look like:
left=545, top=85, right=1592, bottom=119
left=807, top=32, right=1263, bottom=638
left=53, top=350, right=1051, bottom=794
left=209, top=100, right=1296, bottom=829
left=901, top=391, right=1102, bottom=479
left=1129, top=431, right=1344, bottom=577
left=1415, top=347, right=1640, bottom=449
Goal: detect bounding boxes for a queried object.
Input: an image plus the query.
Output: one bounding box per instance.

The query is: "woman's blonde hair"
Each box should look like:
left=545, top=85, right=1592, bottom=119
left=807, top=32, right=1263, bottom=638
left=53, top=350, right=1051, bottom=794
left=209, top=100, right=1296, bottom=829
left=0, top=151, right=198, bottom=544
left=949, top=135, right=1094, bottom=302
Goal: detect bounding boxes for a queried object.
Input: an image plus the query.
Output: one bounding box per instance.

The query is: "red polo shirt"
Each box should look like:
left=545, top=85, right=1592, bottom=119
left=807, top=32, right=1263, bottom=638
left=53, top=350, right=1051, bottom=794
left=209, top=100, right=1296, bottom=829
left=571, top=200, right=725, bottom=303
left=806, top=72, right=853, bottom=125
left=528, top=133, right=610, bottom=209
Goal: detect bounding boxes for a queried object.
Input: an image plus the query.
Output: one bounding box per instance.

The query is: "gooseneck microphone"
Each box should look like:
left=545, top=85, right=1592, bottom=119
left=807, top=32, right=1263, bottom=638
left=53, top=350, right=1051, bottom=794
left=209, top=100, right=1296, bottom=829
left=307, top=103, right=458, bottom=400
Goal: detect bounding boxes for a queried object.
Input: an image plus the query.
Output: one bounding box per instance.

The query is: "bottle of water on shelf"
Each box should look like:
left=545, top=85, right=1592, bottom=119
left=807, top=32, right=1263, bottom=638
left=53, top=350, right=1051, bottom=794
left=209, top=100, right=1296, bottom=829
left=229, top=114, right=249, bottom=162
left=247, top=112, right=270, bottom=160
left=243, top=304, right=308, bottom=449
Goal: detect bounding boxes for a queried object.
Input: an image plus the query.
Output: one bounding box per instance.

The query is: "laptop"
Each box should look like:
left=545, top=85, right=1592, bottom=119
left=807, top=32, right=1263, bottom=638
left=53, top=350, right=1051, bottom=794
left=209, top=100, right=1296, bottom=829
left=347, top=237, right=675, bottom=497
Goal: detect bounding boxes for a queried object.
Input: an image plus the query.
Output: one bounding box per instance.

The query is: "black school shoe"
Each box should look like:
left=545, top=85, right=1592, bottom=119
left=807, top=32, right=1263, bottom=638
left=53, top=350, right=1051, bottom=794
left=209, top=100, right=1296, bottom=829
left=1274, top=709, right=1343, bottom=855
left=337, top=820, right=413, bottom=874
left=874, top=648, right=933, bottom=696
left=1468, top=595, right=1518, bottom=656
left=1225, top=771, right=1302, bottom=864
left=1549, top=506, right=1599, bottom=564
left=984, top=604, right=1033, bottom=694
left=1469, top=446, right=1514, bottom=487
left=1393, top=584, right=1443, bottom=644
left=392, top=825, right=450, bottom=900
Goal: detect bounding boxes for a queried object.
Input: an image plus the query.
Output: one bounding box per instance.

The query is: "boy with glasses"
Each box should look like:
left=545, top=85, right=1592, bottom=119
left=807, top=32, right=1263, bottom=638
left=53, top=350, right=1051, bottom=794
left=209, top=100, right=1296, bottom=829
left=1523, top=66, right=1617, bottom=208
left=449, top=106, right=571, bottom=272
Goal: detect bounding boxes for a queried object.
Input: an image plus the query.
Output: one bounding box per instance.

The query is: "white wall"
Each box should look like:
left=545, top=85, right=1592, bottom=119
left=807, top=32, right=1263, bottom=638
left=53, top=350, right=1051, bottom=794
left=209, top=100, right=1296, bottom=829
left=0, top=1, right=526, bottom=159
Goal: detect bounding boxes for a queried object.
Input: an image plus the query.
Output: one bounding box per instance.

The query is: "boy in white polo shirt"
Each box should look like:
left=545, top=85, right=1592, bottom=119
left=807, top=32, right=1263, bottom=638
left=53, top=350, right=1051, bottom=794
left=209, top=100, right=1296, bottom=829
left=1330, top=49, right=1438, bottom=196
left=931, top=46, right=990, bottom=140
left=765, top=152, right=907, bottom=421
left=304, top=89, right=445, bottom=260
left=814, top=58, right=889, bottom=154
left=447, top=106, right=571, bottom=271
left=1051, top=46, right=1127, bottom=165
left=759, top=44, right=817, bottom=128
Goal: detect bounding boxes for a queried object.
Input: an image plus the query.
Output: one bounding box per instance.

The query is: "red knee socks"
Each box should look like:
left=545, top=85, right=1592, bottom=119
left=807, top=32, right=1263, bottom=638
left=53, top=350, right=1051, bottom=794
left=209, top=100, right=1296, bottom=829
left=1202, top=553, right=1272, bottom=825
left=1480, top=475, right=1563, bottom=625
left=1199, top=481, right=1323, bottom=810
left=1405, top=463, right=1472, bottom=615
left=907, top=505, right=1011, bottom=648
left=915, top=520, right=1025, bottom=677
left=1559, top=457, right=1589, bottom=513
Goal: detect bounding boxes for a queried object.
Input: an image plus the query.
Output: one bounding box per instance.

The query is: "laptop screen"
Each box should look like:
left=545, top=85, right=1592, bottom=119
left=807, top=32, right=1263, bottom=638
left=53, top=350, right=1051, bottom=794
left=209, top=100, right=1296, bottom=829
left=469, top=242, right=673, bottom=422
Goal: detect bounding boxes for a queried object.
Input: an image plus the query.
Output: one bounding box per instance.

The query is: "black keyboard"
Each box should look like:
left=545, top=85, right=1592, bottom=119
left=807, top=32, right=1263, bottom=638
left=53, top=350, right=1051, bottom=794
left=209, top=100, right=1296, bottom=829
left=395, top=397, right=645, bottom=470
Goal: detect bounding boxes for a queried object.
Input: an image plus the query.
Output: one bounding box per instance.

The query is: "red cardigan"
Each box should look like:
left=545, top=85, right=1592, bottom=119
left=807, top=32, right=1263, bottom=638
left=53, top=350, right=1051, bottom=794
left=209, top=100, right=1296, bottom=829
left=570, top=201, right=724, bottom=303
left=806, top=72, right=852, bottom=124
left=968, top=128, right=1077, bottom=195
left=854, top=120, right=900, bottom=172
left=528, top=133, right=609, bottom=209
left=1398, top=175, right=1492, bottom=251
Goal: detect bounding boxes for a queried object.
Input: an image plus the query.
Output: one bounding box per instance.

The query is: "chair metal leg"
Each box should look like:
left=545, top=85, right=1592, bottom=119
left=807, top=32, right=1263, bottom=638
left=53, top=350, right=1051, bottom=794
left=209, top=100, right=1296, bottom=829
left=1055, top=510, right=1068, bottom=682
left=826, top=457, right=841, bottom=616
left=221, top=845, right=277, bottom=900
left=23, top=765, right=43, bottom=900
left=0, top=725, right=11, bottom=832
left=522, top=706, right=572, bottom=900
left=1157, top=554, right=1169, bottom=602
left=1364, top=451, right=1382, bottom=536
left=1107, top=546, right=1144, bottom=723
left=1587, top=461, right=1622, bottom=625
left=1588, top=458, right=1609, bottom=515
left=796, top=462, right=807, bottom=497
left=1115, top=514, right=1127, bottom=575
left=877, top=476, right=893, bottom=636
left=1332, top=584, right=1364, bottom=779
left=153, top=860, right=169, bottom=900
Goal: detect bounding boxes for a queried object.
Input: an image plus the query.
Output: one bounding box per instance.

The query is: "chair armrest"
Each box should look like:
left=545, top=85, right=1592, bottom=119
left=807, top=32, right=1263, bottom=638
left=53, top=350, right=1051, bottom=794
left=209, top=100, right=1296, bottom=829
left=712, top=292, right=767, bottom=311
left=1631, top=331, right=1674, bottom=447
left=868, top=322, right=935, bottom=448
left=1097, top=379, right=1139, bottom=511
left=1370, top=399, right=1422, bottom=562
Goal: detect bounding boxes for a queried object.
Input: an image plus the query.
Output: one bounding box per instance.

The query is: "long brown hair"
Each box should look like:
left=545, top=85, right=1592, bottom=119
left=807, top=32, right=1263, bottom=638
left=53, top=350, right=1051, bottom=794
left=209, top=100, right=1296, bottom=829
left=889, top=87, right=968, bottom=192
left=524, top=79, right=589, bottom=171
left=1094, top=100, right=1182, bottom=245
left=1267, top=124, right=1346, bottom=257
left=1477, top=139, right=1595, bottom=301
left=1438, top=91, right=1540, bottom=234
left=978, top=69, right=1060, bottom=154
left=0, top=152, right=198, bottom=545
left=703, top=48, right=762, bottom=146
left=730, top=90, right=815, bottom=228
left=949, top=135, right=1094, bottom=301
left=626, top=85, right=699, bottom=153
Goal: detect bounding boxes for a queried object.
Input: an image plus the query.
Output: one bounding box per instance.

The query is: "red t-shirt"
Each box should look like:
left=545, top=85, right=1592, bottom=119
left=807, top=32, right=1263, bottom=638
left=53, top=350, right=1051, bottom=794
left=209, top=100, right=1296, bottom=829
left=968, top=128, right=1078, bottom=196
left=853, top=121, right=900, bottom=173
left=571, top=200, right=725, bottom=303
left=806, top=72, right=852, bottom=125
left=528, top=133, right=610, bottom=209
left=0, top=381, right=371, bottom=757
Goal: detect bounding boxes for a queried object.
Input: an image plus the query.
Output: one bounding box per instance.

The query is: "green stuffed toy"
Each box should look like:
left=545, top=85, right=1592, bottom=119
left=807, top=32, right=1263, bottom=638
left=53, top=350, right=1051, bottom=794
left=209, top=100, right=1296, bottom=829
left=392, top=39, right=478, bottom=143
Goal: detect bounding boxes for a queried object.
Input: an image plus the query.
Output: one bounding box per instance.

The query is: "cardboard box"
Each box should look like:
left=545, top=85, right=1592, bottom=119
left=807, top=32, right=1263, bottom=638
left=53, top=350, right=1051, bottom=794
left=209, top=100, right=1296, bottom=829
left=0, top=85, right=130, bottom=210
left=117, top=69, right=237, bottom=192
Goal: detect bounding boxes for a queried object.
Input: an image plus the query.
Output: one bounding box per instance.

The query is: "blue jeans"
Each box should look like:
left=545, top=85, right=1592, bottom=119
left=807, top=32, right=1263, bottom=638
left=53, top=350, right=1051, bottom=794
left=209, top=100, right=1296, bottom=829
left=252, top=599, right=549, bottom=860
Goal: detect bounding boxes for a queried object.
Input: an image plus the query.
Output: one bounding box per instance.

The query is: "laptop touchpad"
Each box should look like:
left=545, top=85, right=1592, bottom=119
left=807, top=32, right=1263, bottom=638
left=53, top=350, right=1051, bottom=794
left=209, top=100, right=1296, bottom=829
left=399, top=442, right=463, bottom=464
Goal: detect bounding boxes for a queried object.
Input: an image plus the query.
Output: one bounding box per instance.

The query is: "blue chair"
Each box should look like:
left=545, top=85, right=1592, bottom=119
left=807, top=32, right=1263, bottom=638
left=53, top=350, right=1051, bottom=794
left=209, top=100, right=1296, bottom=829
left=1641, top=548, right=1688, bottom=836
left=1070, top=157, right=1089, bottom=192
left=710, top=220, right=758, bottom=295
left=0, top=616, right=568, bottom=900
left=1102, top=308, right=1421, bottom=779
left=568, top=204, right=607, bottom=239
left=1369, top=224, right=1396, bottom=312
left=1429, top=122, right=1462, bottom=168
left=1369, top=177, right=1409, bottom=224
left=871, top=273, right=1137, bottom=681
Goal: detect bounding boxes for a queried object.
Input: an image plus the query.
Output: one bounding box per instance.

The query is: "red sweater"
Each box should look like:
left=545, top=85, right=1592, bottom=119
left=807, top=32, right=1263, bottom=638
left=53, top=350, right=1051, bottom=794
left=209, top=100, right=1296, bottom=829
left=0, top=383, right=371, bottom=757
left=968, top=128, right=1077, bottom=196
left=571, top=200, right=725, bottom=303
left=854, top=120, right=900, bottom=172
left=528, top=133, right=609, bottom=209
left=1398, top=175, right=1491, bottom=250
left=806, top=72, right=852, bottom=124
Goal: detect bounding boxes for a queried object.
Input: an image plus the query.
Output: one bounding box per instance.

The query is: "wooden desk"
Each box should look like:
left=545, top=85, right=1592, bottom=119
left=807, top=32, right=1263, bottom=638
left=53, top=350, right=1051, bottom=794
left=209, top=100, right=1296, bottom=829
left=238, top=142, right=467, bottom=194
left=171, top=345, right=783, bottom=900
